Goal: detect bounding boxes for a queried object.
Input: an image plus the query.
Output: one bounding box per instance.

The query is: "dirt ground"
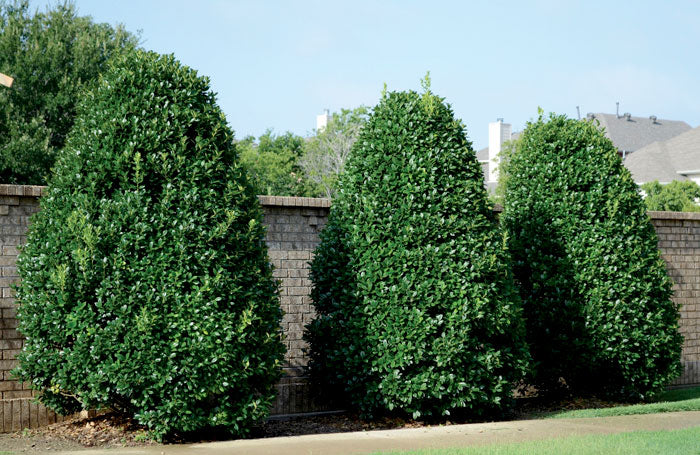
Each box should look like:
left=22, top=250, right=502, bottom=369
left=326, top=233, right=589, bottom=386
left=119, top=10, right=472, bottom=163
left=0, top=396, right=626, bottom=453
left=0, top=413, right=157, bottom=453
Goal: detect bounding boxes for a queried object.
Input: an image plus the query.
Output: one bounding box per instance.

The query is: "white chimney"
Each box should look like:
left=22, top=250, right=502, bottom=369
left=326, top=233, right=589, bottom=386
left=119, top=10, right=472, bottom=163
left=488, top=119, right=512, bottom=183
left=316, top=109, right=330, bottom=132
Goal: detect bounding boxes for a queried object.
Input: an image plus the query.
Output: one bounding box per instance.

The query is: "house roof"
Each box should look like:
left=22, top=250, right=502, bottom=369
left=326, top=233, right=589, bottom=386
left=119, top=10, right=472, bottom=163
left=477, top=114, right=689, bottom=160
left=624, top=126, right=700, bottom=183
left=589, top=113, right=691, bottom=152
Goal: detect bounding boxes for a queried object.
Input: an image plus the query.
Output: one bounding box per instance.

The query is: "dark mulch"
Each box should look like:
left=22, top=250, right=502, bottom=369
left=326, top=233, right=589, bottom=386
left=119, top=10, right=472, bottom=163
left=511, top=395, right=623, bottom=418
left=257, top=413, right=423, bottom=438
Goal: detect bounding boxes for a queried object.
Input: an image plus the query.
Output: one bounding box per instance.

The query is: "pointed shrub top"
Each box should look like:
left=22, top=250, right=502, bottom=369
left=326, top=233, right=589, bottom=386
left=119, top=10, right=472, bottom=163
left=306, top=83, right=528, bottom=419
left=503, top=112, right=682, bottom=399
left=15, top=50, right=284, bottom=439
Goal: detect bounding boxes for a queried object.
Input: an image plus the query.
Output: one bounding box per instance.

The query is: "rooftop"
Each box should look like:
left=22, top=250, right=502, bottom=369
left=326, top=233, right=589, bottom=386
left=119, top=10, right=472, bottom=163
left=588, top=113, right=692, bottom=153
left=624, top=126, right=700, bottom=183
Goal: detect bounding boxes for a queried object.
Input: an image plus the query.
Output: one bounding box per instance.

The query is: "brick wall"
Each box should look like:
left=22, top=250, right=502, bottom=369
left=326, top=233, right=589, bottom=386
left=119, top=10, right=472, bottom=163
left=0, top=185, right=41, bottom=403
left=0, top=187, right=332, bottom=430
left=0, top=185, right=73, bottom=431
left=650, top=211, right=700, bottom=386
left=1, top=185, right=700, bottom=432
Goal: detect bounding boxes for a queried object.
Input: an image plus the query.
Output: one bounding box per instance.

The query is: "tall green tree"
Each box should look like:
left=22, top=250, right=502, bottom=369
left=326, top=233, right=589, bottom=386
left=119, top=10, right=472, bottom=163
left=0, top=0, right=138, bottom=184
left=641, top=180, right=700, bottom=212
left=238, top=129, right=319, bottom=197
left=502, top=112, right=682, bottom=399
left=301, top=106, right=369, bottom=197
left=305, top=81, right=528, bottom=419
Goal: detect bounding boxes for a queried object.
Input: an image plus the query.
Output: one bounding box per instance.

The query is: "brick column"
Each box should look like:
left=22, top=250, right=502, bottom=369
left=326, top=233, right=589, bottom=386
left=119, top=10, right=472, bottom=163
left=258, top=196, right=333, bottom=415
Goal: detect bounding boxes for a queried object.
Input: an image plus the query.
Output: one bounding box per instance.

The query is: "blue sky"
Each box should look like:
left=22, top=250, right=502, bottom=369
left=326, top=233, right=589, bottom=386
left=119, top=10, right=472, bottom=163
left=30, top=0, right=700, bottom=150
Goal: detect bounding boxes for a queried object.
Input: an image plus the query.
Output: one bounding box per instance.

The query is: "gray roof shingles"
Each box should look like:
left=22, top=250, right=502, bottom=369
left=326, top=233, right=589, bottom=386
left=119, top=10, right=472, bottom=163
left=591, top=113, right=692, bottom=153
left=625, top=126, right=700, bottom=183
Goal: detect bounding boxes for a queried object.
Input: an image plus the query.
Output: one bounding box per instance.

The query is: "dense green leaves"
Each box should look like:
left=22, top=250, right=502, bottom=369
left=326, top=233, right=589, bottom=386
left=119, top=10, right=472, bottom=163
left=502, top=113, right=682, bottom=399
left=0, top=0, right=139, bottom=184
left=14, top=51, right=284, bottom=439
left=238, top=130, right=319, bottom=197
left=641, top=180, right=700, bottom=212
left=305, top=87, right=529, bottom=419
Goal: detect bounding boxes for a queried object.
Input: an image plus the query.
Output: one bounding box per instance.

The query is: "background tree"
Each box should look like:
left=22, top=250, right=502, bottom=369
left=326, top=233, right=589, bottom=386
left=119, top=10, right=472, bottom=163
left=300, top=106, right=369, bottom=198
left=0, top=0, right=138, bottom=184
left=641, top=180, right=700, bottom=212
left=238, top=129, right=319, bottom=197
left=502, top=112, right=682, bottom=399
left=305, top=81, right=528, bottom=420
left=15, top=51, right=284, bottom=439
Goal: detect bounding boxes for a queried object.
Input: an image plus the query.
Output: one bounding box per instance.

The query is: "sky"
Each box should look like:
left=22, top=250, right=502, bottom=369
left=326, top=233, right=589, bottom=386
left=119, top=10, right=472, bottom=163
left=29, top=0, right=700, bottom=150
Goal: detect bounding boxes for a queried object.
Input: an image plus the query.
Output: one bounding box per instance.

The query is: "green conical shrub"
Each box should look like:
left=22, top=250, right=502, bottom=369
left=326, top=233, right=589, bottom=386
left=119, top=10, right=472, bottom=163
left=305, top=83, right=529, bottom=419
left=502, top=112, right=682, bottom=399
left=15, top=51, right=284, bottom=438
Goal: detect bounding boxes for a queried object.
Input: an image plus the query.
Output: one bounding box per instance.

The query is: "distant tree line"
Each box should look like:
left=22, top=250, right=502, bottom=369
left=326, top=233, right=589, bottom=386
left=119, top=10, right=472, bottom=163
left=0, top=0, right=139, bottom=184
left=640, top=180, right=700, bottom=212
left=238, top=106, right=369, bottom=198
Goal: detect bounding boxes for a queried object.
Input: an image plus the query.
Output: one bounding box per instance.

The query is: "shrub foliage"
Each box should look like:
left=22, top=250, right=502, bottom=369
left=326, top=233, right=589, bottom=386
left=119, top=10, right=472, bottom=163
left=15, top=51, right=284, bottom=438
left=305, top=85, right=529, bottom=419
left=502, top=113, right=682, bottom=399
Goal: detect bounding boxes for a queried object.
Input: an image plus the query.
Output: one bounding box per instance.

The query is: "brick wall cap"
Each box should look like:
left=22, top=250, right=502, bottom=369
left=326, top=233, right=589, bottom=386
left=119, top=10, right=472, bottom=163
left=0, top=184, right=47, bottom=197
left=648, top=211, right=700, bottom=221
left=4, top=184, right=700, bottom=218
left=258, top=195, right=331, bottom=208
left=0, top=185, right=333, bottom=208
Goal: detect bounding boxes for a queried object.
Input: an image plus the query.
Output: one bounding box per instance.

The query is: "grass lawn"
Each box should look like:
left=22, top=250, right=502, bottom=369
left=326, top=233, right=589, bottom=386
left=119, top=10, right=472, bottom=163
left=379, top=426, right=700, bottom=454
left=544, top=386, right=700, bottom=419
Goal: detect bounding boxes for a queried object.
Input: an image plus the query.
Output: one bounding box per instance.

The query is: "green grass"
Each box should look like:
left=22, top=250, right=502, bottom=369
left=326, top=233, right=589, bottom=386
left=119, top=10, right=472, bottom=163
left=657, top=386, right=700, bottom=402
left=378, top=426, right=700, bottom=454
left=545, top=386, right=700, bottom=419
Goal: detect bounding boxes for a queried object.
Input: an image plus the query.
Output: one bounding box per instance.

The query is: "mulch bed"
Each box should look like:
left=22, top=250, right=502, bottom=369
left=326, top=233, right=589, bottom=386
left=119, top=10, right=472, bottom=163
left=258, top=413, right=423, bottom=438
left=1, top=395, right=627, bottom=451
left=512, top=394, right=622, bottom=417
left=17, top=412, right=157, bottom=448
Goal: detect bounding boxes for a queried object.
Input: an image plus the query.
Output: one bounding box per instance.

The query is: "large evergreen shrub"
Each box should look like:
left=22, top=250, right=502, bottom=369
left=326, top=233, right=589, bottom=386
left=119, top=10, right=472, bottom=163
left=502, top=112, right=682, bottom=399
left=15, top=51, right=284, bottom=438
left=305, top=83, right=529, bottom=419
